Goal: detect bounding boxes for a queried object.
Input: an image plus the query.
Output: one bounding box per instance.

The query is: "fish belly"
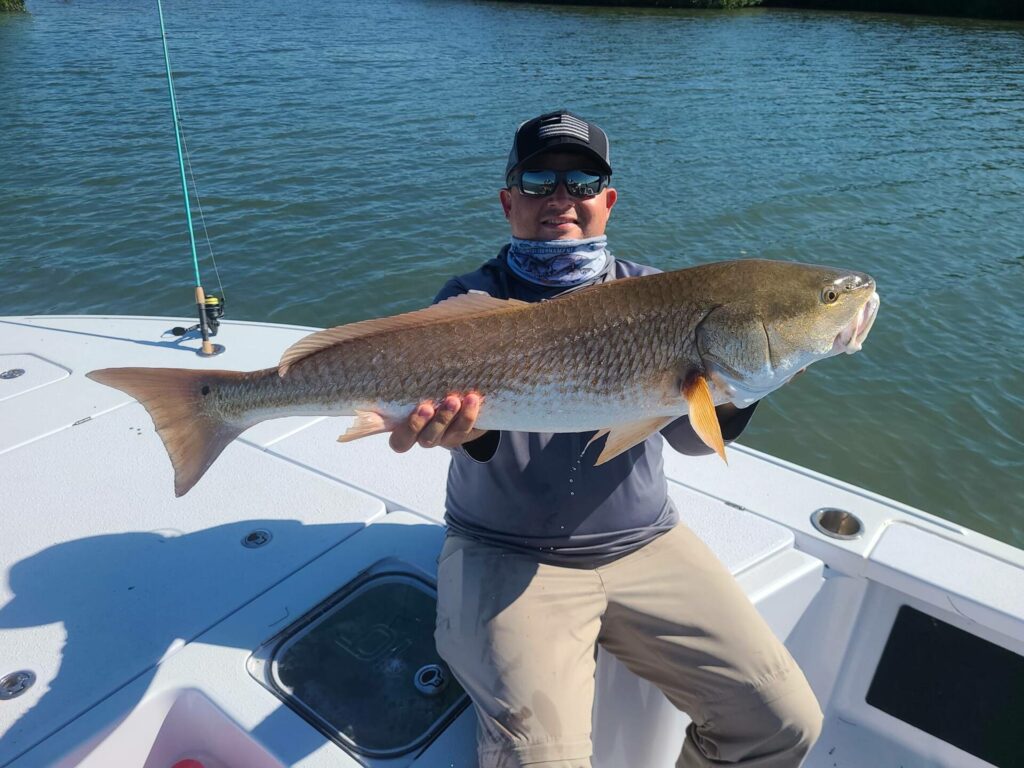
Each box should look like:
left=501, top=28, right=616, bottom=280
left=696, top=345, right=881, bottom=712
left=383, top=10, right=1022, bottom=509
left=365, top=381, right=684, bottom=434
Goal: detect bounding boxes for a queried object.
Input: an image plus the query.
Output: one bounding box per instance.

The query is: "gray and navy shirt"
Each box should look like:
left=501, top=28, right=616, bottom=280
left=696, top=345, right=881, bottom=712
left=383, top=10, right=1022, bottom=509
left=436, top=246, right=757, bottom=564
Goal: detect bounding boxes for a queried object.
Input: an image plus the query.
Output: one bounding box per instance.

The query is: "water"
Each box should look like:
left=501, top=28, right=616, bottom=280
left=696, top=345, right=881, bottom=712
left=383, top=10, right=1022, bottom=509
left=1, top=1, right=1022, bottom=546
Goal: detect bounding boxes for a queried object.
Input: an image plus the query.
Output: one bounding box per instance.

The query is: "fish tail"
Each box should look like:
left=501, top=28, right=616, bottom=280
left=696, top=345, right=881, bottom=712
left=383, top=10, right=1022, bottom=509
left=86, top=367, right=250, bottom=497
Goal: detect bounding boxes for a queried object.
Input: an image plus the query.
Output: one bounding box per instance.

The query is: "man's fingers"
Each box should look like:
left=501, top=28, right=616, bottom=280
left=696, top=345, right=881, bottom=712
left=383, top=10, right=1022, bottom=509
left=388, top=394, right=486, bottom=453
left=439, top=393, right=483, bottom=447
left=417, top=395, right=461, bottom=448
left=389, top=402, right=434, bottom=453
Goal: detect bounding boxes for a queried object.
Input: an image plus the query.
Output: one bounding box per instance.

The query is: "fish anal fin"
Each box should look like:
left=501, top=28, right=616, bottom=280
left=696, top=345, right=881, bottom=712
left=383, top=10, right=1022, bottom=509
left=279, top=292, right=528, bottom=376
left=683, top=374, right=727, bottom=463
left=337, top=410, right=397, bottom=443
left=593, top=417, right=673, bottom=466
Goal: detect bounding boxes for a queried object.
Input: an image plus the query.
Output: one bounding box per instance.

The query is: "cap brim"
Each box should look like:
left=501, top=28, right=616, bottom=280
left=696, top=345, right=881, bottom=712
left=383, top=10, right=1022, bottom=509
left=509, top=140, right=612, bottom=178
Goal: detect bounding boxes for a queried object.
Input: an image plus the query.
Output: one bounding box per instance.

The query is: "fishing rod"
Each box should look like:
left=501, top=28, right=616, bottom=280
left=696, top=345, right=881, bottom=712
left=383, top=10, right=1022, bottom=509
left=157, top=0, right=225, bottom=356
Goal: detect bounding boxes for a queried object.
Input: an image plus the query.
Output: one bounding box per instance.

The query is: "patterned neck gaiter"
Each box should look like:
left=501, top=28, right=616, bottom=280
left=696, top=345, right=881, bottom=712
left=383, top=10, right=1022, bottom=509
left=506, top=235, right=609, bottom=287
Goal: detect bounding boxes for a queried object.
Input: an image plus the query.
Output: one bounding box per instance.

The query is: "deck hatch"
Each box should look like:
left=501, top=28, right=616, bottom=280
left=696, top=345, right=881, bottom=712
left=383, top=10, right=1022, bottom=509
left=866, top=605, right=1024, bottom=767
left=249, top=565, right=467, bottom=760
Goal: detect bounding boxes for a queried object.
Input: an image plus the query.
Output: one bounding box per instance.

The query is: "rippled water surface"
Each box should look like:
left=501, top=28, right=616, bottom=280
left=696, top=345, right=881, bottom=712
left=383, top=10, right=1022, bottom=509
left=2, top=0, right=1022, bottom=545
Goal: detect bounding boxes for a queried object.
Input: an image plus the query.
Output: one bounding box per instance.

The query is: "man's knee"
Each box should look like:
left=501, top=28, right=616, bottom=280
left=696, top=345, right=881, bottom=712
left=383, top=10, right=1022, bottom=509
left=760, top=671, right=823, bottom=752
left=784, top=684, right=824, bottom=756
left=681, top=669, right=823, bottom=766
left=760, top=681, right=823, bottom=761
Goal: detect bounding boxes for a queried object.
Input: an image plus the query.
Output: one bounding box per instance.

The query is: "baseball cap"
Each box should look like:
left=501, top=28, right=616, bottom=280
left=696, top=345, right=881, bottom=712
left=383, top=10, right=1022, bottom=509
left=505, top=110, right=612, bottom=182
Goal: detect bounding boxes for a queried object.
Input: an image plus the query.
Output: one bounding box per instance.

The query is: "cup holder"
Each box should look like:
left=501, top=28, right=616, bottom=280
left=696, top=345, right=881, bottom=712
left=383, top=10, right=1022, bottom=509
left=811, top=508, right=864, bottom=540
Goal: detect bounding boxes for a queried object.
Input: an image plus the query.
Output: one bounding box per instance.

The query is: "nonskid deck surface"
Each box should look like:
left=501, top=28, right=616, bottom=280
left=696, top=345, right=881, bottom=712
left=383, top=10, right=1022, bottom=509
left=0, top=316, right=1021, bottom=768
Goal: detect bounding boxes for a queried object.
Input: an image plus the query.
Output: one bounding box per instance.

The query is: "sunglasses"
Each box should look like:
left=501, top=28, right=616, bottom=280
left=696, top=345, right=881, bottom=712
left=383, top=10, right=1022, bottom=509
left=507, top=168, right=609, bottom=199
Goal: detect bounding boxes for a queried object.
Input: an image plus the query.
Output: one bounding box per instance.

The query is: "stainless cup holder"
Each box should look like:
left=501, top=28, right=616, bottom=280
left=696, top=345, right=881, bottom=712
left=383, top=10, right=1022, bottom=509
left=811, top=507, right=864, bottom=540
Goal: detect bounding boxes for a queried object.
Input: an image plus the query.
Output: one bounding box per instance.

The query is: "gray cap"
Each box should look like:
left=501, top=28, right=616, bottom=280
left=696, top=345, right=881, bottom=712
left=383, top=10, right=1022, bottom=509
left=505, top=110, right=612, bottom=181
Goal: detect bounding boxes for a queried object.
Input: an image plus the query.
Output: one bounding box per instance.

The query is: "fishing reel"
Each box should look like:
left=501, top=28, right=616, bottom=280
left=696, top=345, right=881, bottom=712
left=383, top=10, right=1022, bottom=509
left=171, top=294, right=225, bottom=337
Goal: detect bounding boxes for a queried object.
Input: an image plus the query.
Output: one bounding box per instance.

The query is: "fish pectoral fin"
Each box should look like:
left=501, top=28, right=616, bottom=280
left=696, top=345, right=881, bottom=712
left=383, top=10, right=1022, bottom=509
left=338, top=410, right=391, bottom=443
left=593, top=418, right=673, bottom=466
left=683, top=375, right=727, bottom=463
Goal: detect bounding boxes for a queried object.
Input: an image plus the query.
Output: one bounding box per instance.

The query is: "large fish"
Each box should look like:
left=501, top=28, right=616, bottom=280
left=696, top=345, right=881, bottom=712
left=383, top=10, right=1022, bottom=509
left=87, top=259, right=879, bottom=497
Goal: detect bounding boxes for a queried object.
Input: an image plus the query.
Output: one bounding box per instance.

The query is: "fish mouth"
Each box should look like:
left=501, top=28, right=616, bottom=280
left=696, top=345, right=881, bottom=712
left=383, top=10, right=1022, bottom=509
left=833, top=291, right=880, bottom=354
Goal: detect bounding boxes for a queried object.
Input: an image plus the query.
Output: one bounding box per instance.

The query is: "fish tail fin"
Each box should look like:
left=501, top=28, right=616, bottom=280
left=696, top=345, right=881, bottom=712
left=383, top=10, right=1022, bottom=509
left=86, top=367, right=249, bottom=497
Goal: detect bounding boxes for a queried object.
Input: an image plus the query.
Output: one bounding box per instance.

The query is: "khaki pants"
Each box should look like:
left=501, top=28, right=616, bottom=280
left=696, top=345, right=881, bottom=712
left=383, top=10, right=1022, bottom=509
left=435, top=524, right=822, bottom=768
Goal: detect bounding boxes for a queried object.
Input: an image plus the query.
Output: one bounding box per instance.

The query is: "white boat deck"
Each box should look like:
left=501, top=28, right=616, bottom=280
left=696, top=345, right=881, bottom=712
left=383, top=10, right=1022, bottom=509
left=1, top=315, right=1022, bottom=768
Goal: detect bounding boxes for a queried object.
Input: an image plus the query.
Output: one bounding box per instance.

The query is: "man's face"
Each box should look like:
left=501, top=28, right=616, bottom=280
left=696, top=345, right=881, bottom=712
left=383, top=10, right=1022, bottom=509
left=500, top=151, right=617, bottom=241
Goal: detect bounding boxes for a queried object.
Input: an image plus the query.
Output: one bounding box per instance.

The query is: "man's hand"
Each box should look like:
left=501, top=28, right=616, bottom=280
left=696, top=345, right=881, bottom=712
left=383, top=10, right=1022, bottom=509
left=389, top=393, right=486, bottom=452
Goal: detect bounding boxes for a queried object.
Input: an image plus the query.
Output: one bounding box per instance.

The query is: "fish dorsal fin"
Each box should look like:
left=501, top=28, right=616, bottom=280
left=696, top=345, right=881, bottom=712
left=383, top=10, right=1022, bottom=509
left=278, top=291, right=527, bottom=376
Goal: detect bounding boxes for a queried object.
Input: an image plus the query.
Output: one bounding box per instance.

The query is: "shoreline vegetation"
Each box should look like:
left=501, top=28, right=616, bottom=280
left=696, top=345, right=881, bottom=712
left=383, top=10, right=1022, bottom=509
left=499, top=0, right=1024, bottom=19
left=0, top=0, right=26, bottom=10
left=765, top=0, right=1023, bottom=18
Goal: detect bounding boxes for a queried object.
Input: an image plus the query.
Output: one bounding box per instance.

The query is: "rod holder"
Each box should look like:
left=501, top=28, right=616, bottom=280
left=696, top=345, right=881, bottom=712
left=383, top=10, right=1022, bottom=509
left=810, top=507, right=864, bottom=540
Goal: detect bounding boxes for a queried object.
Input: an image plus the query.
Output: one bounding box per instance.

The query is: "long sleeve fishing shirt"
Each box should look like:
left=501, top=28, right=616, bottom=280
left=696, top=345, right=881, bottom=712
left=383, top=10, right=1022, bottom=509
left=436, top=247, right=757, bottom=564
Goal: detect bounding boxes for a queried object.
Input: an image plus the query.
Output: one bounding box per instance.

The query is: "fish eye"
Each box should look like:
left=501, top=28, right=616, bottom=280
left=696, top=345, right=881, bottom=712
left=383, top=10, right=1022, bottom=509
left=821, top=287, right=840, bottom=304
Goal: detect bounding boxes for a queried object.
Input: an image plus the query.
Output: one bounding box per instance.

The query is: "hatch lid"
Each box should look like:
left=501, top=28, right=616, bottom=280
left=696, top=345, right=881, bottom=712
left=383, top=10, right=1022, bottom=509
left=250, top=564, right=467, bottom=759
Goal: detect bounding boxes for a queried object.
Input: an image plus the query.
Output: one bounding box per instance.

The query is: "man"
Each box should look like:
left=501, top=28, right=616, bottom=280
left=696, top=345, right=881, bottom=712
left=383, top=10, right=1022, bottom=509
left=390, top=110, right=823, bottom=768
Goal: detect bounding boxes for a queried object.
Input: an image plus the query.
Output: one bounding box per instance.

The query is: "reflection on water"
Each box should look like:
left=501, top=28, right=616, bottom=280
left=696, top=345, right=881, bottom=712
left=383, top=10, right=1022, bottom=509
left=1, top=0, right=1022, bottom=544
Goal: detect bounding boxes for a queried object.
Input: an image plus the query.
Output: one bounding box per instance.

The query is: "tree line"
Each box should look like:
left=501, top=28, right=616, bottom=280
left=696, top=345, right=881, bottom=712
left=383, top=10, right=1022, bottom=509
left=496, top=0, right=1024, bottom=19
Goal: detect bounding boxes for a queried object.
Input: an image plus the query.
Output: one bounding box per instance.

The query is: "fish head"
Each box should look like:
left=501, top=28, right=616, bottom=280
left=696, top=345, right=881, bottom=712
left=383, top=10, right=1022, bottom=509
left=694, top=261, right=880, bottom=406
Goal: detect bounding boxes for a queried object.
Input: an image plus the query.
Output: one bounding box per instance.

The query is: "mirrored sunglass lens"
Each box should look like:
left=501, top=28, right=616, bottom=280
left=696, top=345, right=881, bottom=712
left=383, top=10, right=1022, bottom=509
left=519, top=170, right=557, bottom=196
left=565, top=170, right=604, bottom=197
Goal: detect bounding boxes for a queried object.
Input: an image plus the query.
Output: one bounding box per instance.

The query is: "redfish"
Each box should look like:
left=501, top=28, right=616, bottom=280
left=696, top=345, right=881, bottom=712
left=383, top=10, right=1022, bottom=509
left=88, top=259, right=879, bottom=496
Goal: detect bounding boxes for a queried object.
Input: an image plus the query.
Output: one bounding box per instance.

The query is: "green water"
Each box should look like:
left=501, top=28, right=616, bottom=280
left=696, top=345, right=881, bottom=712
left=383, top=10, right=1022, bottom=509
left=1, top=1, right=1022, bottom=545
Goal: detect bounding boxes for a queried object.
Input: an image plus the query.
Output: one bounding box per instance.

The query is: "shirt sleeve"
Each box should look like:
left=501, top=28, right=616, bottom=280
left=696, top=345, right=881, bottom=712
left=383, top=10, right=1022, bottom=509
left=660, top=401, right=759, bottom=456
left=433, top=278, right=467, bottom=305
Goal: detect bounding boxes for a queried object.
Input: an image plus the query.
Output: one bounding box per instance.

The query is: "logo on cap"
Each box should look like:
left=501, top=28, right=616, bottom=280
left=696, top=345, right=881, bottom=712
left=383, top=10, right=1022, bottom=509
left=537, top=113, right=590, bottom=143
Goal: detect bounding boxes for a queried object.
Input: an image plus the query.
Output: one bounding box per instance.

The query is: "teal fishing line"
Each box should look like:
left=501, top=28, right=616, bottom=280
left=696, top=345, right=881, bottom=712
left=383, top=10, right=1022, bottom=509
left=157, top=0, right=201, bottom=288
left=180, top=121, right=226, bottom=301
